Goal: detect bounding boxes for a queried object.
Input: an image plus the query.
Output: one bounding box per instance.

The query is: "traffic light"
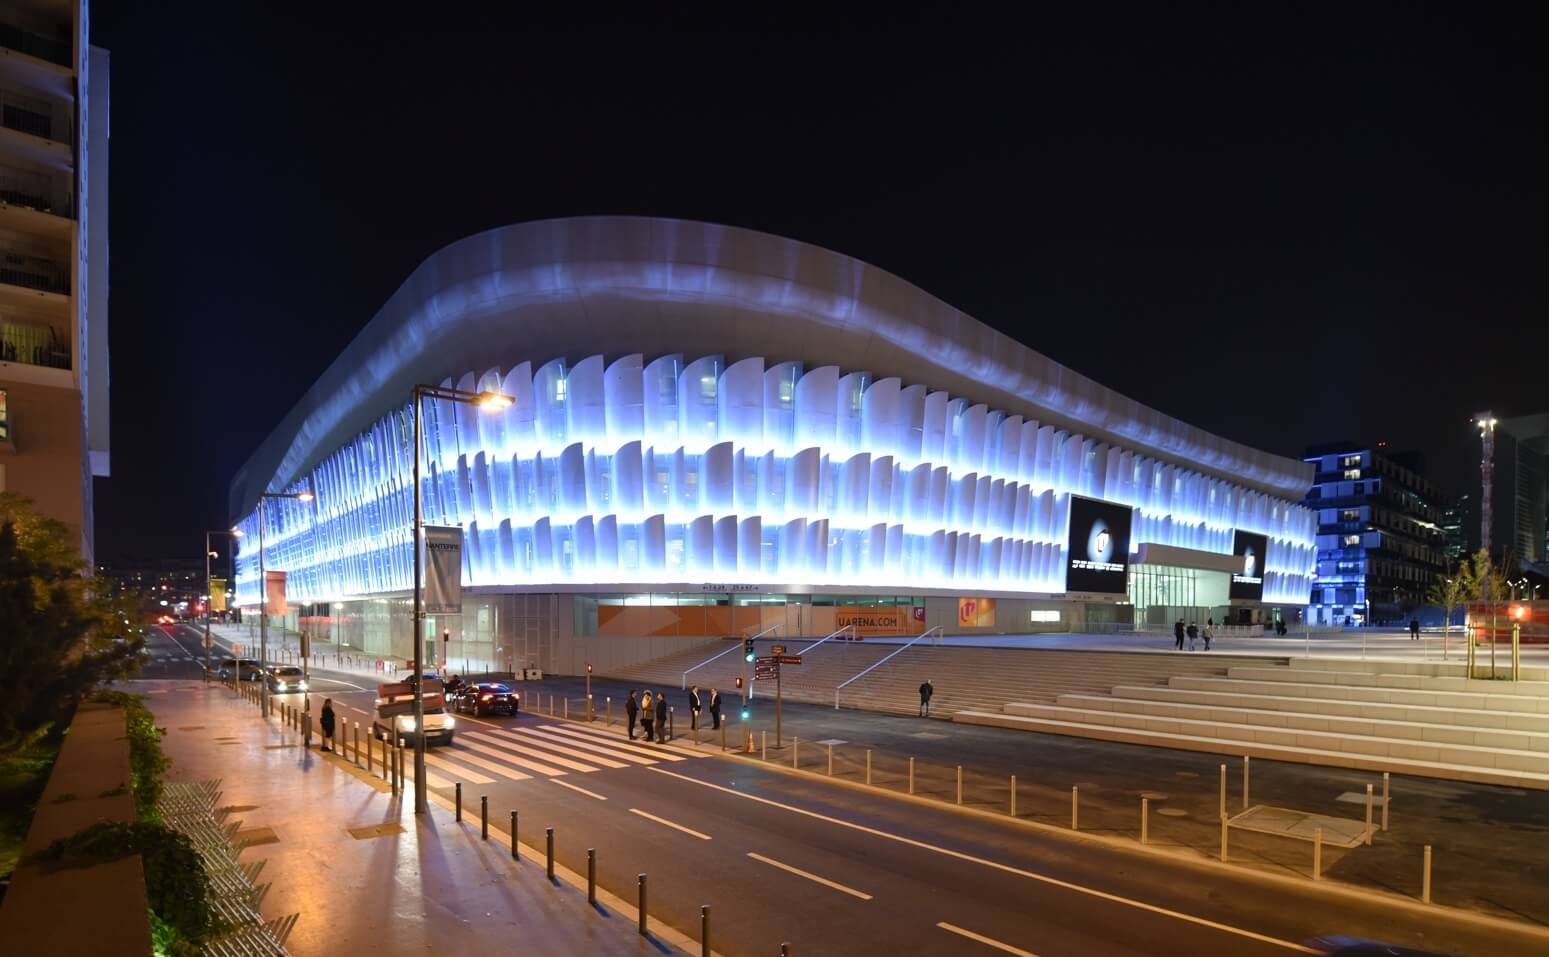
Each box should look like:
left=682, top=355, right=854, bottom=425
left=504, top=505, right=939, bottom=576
left=586, top=662, right=593, bottom=673
left=740, top=707, right=750, bottom=721
left=743, top=637, right=756, bottom=662
left=734, top=676, right=743, bottom=690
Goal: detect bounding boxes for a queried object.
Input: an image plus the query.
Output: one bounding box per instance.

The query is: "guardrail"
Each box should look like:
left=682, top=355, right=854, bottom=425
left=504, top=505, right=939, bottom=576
left=681, top=626, right=783, bottom=689
left=833, top=626, right=942, bottom=709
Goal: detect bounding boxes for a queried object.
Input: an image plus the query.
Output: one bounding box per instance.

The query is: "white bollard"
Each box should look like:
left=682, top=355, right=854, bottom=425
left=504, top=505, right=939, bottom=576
left=1220, top=814, right=1229, bottom=861
left=1382, top=772, right=1390, bottom=831
left=1365, top=783, right=1374, bottom=845
left=1313, top=827, right=1322, bottom=880
left=1422, top=845, right=1432, bottom=903
left=1219, top=763, right=1226, bottom=819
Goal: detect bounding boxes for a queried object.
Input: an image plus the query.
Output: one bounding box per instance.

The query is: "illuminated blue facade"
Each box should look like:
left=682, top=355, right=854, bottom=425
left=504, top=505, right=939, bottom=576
left=231, top=217, right=1315, bottom=653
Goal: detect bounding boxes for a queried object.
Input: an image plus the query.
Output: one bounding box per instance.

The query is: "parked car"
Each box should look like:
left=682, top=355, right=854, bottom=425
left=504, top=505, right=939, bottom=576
left=265, top=665, right=308, bottom=693
left=453, top=682, right=519, bottom=717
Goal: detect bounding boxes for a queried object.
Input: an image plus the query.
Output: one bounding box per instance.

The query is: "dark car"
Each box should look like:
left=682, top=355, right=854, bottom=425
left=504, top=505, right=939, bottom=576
left=217, top=657, right=263, bottom=680
left=454, top=682, right=519, bottom=717
left=265, top=665, right=308, bottom=693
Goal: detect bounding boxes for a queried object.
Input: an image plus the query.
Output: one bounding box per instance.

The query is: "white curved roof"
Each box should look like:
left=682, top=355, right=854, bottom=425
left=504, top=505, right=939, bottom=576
left=230, top=216, right=1311, bottom=519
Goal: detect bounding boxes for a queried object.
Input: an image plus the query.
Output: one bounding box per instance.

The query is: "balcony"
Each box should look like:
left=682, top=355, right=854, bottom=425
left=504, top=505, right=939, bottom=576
left=0, top=22, right=70, bottom=68
left=0, top=243, right=67, bottom=296
left=0, top=314, right=69, bottom=370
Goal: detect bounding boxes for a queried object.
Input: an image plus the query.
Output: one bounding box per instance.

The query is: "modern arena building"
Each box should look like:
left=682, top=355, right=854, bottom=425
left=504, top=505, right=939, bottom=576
left=230, top=217, right=1316, bottom=674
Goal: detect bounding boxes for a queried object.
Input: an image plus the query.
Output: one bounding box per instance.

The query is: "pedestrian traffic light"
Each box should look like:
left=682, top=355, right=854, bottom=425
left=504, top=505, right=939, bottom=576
left=734, top=676, right=743, bottom=690
left=586, top=662, right=593, bottom=673
left=743, top=637, right=756, bottom=662
left=740, top=706, right=750, bottom=721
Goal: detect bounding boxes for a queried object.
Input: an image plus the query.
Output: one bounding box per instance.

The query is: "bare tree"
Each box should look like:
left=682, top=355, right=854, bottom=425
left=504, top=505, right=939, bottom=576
left=1426, top=561, right=1474, bottom=660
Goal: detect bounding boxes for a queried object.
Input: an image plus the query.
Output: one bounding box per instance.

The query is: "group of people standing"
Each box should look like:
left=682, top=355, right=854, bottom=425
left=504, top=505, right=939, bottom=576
left=1173, top=619, right=1214, bottom=651
left=624, top=686, right=723, bottom=742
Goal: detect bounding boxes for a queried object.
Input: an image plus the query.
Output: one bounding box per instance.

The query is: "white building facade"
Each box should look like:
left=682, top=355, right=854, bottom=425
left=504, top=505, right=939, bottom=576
left=231, top=218, right=1314, bottom=672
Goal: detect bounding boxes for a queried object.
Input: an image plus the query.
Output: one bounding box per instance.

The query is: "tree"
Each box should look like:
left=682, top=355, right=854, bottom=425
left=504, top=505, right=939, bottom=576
left=1464, top=548, right=1513, bottom=677
left=1425, top=561, right=1474, bottom=660
left=0, top=493, right=144, bottom=748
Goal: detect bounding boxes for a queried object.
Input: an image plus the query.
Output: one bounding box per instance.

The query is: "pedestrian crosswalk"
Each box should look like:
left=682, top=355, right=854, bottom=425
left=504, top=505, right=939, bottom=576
left=405, top=720, right=711, bottom=789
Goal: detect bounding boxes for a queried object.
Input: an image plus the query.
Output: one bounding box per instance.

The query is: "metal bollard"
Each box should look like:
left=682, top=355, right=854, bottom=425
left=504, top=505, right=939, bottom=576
left=608, top=697, right=612, bottom=726
left=669, top=707, right=674, bottom=740
left=956, top=765, right=963, bottom=805
left=700, top=904, right=710, bottom=957
left=367, top=729, right=374, bottom=772
left=1010, top=774, right=1017, bottom=817
left=1141, top=797, right=1149, bottom=844
left=481, top=795, right=489, bottom=840
left=456, top=783, right=462, bottom=822
left=354, top=723, right=361, bottom=765
left=564, top=698, right=569, bottom=721
left=909, top=757, right=915, bottom=795
left=1364, top=783, right=1374, bottom=845
left=1243, top=755, right=1251, bottom=810
left=587, top=848, right=596, bottom=904
left=1422, top=845, right=1432, bottom=903
left=1072, top=786, right=1079, bottom=830
left=866, top=750, right=872, bottom=786
left=1313, top=827, right=1322, bottom=880
left=1382, top=772, right=1390, bottom=831
left=1219, top=763, right=1226, bottom=819
left=827, top=744, right=833, bottom=776
left=793, top=736, right=799, bottom=769
left=512, top=811, right=519, bottom=860
left=1220, top=814, right=1229, bottom=861
left=781, top=945, right=790, bottom=957
left=546, top=827, right=554, bottom=880
left=762, top=730, right=767, bottom=760
left=638, top=874, right=648, bottom=936
left=720, top=722, right=726, bottom=751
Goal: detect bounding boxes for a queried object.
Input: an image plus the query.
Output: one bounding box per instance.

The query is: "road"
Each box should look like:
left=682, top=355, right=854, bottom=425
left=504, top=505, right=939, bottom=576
left=149, top=624, right=1545, bottom=957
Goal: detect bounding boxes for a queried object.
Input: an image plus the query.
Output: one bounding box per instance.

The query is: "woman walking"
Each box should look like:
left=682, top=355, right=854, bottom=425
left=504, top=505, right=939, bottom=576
left=320, top=698, right=336, bottom=752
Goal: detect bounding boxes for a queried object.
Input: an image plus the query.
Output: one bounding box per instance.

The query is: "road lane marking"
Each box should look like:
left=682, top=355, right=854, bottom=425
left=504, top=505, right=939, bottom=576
left=563, top=723, right=707, bottom=758
left=746, top=852, right=872, bottom=900
left=421, top=750, right=501, bottom=784
left=648, top=768, right=1317, bottom=953
left=494, top=731, right=630, bottom=769
left=454, top=739, right=568, bottom=777
left=464, top=732, right=606, bottom=772
left=937, top=922, right=1038, bottom=956
left=628, top=808, right=712, bottom=841
left=346, top=707, right=371, bottom=717
left=551, top=779, right=608, bottom=801
left=522, top=726, right=662, bottom=765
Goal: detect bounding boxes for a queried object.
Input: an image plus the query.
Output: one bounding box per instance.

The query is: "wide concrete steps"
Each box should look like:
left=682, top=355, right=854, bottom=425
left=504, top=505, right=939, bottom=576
left=1227, top=664, right=1549, bottom=696
left=1050, top=693, right=1549, bottom=753
left=1285, top=656, right=1549, bottom=682
left=953, top=709, right=1549, bottom=789
left=1170, top=675, right=1549, bottom=713
left=1107, top=684, right=1549, bottom=733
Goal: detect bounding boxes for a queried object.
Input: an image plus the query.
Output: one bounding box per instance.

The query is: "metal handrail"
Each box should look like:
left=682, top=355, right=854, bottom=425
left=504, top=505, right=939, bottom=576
left=834, top=626, right=943, bottom=709
left=681, top=625, right=783, bottom=688
left=800, top=623, right=855, bottom=655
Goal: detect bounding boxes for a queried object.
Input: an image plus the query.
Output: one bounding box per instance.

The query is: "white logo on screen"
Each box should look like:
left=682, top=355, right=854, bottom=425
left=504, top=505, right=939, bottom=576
left=1072, top=517, right=1124, bottom=573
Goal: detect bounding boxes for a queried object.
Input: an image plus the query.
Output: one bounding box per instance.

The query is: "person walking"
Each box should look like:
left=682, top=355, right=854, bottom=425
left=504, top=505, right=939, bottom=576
left=639, top=690, right=654, bottom=743
left=320, top=698, right=336, bottom=752
left=688, top=685, right=702, bottom=730
left=919, top=679, right=934, bottom=717
left=1202, top=621, right=1212, bottom=651
left=1174, top=620, right=1186, bottom=650
left=1186, top=622, right=1199, bottom=651
left=708, top=688, right=722, bottom=730
left=1410, top=617, right=1421, bottom=640
left=625, top=690, right=640, bottom=740
left=654, top=690, right=668, bottom=742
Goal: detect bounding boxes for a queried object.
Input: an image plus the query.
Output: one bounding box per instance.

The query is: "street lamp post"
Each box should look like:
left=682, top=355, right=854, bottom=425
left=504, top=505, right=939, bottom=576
left=204, top=530, right=239, bottom=680
left=257, top=490, right=314, bottom=719
left=409, top=383, right=513, bottom=815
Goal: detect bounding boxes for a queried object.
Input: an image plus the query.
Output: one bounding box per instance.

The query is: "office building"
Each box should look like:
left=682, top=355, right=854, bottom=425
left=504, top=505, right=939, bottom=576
left=230, top=217, right=1316, bottom=672
left=1302, top=443, right=1449, bottom=625
left=0, top=0, right=109, bottom=564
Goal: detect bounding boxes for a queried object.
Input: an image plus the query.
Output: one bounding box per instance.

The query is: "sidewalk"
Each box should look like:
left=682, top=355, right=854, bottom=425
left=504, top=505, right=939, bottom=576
left=135, top=677, right=670, bottom=957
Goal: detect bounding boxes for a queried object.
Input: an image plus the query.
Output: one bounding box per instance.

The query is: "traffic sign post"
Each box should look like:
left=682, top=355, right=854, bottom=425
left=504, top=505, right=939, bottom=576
left=751, top=654, right=804, bottom=748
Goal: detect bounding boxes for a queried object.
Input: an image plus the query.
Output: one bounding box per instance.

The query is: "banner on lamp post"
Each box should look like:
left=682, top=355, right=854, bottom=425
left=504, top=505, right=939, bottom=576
left=424, top=525, right=464, bottom=615
left=210, top=578, right=228, bottom=613
left=264, top=570, right=287, bottom=612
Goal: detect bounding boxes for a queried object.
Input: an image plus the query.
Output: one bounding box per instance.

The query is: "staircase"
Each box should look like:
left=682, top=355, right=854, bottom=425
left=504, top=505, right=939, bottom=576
left=608, top=636, right=896, bottom=706
left=956, top=657, right=1549, bottom=788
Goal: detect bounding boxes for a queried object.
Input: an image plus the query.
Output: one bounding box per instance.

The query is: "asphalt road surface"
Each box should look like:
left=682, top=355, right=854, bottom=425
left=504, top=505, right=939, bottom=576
left=150, top=624, right=1545, bottom=957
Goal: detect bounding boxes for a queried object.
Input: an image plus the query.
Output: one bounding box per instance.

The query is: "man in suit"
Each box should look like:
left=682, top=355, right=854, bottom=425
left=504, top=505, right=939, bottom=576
left=708, top=688, right=722, bottom=729
left=688, top=685, right=702, bottom=730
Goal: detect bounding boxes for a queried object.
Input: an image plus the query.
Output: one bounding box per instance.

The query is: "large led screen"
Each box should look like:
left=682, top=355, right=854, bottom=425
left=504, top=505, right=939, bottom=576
left=1065, top=495, right=1133, bottom=594
left=1230, top=530, right=1269, bottom=600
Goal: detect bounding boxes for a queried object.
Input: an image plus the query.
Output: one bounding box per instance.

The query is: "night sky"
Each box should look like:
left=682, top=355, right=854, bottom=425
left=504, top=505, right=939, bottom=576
left=88, top=8, right=1547, bottom=563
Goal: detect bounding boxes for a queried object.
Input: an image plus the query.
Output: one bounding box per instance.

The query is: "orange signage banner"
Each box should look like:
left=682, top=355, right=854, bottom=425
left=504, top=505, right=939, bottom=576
left=958, top=597, right=997, bottom=628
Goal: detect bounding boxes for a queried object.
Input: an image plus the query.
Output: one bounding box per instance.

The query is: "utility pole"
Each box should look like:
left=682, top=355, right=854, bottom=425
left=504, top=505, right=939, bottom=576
left=1476, top=412, right=1497, bottom=556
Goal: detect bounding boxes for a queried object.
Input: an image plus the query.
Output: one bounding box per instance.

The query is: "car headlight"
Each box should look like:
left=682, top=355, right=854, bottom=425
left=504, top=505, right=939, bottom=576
left=397, top=715, right=416, bottom=730
left=444, top=716, right=455, bottom=728
left=298, top=680, right=308, bottom=690
left=277, top=681, right=288, bottom=689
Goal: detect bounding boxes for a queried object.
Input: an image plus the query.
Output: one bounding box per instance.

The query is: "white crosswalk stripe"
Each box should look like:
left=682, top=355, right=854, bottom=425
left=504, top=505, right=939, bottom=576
left=456, top=737, right=569, bottom=777
left=521, top=726, right=672, bottom=765
left=422, top=750, right=504, bottom=784
left=493, top=730, right=632, bottom=769
left=464, top=731, right=613, bottom=772
left=560, top=722, right=711, bottom=759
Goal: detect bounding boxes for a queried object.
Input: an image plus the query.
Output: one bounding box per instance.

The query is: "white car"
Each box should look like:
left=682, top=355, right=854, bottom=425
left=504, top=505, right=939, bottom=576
left=265, top=665, right=308, bottom=693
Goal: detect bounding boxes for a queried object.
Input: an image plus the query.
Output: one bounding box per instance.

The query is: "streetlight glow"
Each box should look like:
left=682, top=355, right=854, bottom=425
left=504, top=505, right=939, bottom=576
left=476, top=390, right=514, bottom=411
left=297, top=491, right=315, bottom=502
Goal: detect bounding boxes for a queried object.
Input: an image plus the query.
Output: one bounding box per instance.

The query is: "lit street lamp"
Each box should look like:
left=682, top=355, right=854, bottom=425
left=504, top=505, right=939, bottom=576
left=408, top=383, right=513, bottom=815
left=257, top=490, right=314, bottom=718
left=204, top=529, right=240, bottom=681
